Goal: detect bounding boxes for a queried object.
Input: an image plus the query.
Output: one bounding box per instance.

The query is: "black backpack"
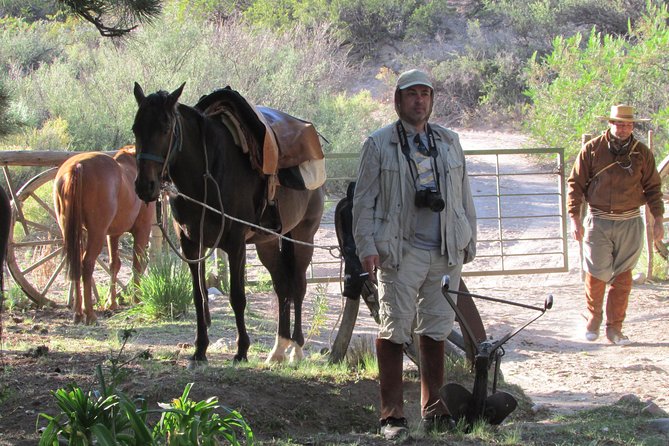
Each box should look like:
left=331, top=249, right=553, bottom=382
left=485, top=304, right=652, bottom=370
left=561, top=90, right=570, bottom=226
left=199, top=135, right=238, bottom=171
left=334, top=182, right=370, bottom=301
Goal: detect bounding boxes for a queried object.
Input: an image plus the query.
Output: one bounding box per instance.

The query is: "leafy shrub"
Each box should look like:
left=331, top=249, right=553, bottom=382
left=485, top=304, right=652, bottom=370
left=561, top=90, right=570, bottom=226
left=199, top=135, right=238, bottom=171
left=430, top=20, right=528, bottom=127
left=481, top=0, right=649, bottom=50
left=38, top=366, right=254, bottom=446
left=333, top=0, right=419, bottom=50
left=5, top=7, right=379, bottom=155
left=136, top=254, right=192, bottom=320
left=524, top=2, right=669, bottom=162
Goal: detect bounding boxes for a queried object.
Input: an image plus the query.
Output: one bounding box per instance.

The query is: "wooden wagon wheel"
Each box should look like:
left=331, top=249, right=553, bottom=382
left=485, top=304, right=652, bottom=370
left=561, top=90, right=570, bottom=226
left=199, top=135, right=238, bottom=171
left=6, top=167, right=136, bottom=307
left=653, top=154, right=669, bottom=260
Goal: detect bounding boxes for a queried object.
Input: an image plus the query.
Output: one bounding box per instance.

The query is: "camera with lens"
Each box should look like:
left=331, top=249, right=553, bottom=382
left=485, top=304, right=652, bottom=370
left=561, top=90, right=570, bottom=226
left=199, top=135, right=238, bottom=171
left=415, top=188, right=445, bottom=212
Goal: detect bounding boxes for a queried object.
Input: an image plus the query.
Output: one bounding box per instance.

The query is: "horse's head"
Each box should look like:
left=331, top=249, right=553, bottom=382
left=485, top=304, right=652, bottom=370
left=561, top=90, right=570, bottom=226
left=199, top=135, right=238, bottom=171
left=132, top=82, right=185, bottom=202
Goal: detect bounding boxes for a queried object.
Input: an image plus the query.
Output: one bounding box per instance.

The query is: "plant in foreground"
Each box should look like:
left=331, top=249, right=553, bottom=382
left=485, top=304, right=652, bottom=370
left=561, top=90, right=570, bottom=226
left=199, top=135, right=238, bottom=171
left=38, top=368, right=254, bottom=445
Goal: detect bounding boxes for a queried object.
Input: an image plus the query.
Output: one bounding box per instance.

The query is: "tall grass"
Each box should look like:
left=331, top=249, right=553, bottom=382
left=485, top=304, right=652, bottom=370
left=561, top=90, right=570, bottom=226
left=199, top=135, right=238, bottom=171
left=135, top=253, right=192, bottom=320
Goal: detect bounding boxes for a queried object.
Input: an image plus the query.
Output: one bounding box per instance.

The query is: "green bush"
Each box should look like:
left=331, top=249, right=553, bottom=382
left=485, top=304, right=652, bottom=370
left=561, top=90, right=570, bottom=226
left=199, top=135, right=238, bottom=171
left=136, top=254, right=192, bottom=320
left=4, top=6, right=380, bottom=155
left=429, top=20, right=528, bottom=127
left=38, top=366, right=254, bottom=446
left=524, top=2, right=669, bottom=162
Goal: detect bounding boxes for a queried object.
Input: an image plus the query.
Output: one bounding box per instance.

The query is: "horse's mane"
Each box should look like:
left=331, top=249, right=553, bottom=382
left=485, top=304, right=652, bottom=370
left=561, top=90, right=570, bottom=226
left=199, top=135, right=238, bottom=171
left=118, top=145, right=136, bottom=155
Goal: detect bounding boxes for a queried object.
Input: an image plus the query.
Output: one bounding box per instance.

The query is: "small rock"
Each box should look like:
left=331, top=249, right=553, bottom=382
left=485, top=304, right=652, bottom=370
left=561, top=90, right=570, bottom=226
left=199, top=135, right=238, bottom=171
left=531, top=403, right=549, bottom=413
left=618, top=394, right=641, bottom=405
left=647, top=418, right=669, bottom=434
left=642, top=402, right=668, bottom=417
left=632, top=272, right=646, bottom=284
left=208, top=287, right=223, bottom=296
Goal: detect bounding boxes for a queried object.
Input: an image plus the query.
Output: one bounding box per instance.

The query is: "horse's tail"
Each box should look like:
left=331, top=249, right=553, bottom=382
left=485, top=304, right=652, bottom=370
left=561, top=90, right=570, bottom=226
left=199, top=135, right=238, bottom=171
left=59, top=164, right=84, bottom=281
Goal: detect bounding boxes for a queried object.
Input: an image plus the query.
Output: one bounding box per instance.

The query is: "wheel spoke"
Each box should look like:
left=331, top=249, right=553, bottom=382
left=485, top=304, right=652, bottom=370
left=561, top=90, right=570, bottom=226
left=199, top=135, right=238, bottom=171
left=19, top=246, right=64, bottom=275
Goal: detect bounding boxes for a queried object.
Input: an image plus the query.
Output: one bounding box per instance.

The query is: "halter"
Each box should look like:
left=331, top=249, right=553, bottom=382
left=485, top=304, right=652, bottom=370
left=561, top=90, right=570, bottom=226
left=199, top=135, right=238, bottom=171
left=136, top=110, right=182, bottom=181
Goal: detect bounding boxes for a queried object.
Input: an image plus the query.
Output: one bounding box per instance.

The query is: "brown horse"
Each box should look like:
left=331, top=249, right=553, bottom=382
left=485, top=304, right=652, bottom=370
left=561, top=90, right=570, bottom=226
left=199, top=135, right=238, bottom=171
left=132, top=83, right=324, bottom=365
left=53, top=146, right=155, bottom=324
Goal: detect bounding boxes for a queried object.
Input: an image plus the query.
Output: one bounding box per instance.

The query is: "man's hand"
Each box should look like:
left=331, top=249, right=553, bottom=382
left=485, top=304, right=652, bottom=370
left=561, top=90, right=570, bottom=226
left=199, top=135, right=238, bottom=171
left=570, top=217, right=584, bottom=242
left=362, top=255, right=380, bottom=284
left=653, top=218, right=665, bottom=243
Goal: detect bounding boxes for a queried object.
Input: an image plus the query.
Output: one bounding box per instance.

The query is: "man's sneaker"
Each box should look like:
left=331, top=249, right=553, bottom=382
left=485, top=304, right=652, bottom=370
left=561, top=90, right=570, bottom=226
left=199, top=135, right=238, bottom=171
left=420, top=414, right=456, bottom=433
left=585, top=330, right=599, bottom=341
left=379, top=417, right=409, bottom=441
left=606, top=328, right=631, bottom=345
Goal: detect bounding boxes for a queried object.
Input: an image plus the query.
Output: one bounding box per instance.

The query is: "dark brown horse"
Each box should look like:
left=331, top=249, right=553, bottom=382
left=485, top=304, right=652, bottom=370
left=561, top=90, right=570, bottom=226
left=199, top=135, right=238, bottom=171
left=132, top=83, right=324, bottom=364
left=0, top=185, right=10, bottom=339
left=53, top=146, right=156, bottom=324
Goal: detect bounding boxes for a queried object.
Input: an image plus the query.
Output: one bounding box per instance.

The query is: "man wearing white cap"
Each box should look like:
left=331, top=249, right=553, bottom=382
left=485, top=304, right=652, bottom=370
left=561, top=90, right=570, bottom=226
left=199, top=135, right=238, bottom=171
left=352, top=69, right=477, bottom=440
left=568, top=104, right=664, bottom=345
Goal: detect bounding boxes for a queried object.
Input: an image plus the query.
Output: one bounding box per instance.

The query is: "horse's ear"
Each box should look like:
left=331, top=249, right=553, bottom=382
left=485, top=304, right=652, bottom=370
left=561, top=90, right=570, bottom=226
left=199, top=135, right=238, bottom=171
left=168, top=82, right=186, bottom=108
left=134, top=82, right=145, bottom=105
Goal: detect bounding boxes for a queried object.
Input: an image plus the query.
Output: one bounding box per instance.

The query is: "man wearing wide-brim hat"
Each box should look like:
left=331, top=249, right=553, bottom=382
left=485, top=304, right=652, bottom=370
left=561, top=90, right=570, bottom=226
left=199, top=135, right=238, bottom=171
left=567, top=104, right=664, bottom=345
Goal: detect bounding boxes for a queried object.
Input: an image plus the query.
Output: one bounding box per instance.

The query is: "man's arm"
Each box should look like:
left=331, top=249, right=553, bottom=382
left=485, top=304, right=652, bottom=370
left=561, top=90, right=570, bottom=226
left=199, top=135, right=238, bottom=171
left=352, top=137, right=382, bottom=276
left=567, top=148, right=590, bottom=241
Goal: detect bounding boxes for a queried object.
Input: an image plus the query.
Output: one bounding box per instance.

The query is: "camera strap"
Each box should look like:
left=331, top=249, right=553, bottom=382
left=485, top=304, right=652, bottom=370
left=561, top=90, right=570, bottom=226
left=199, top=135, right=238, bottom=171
left=396, top=121, right=441, bottom=191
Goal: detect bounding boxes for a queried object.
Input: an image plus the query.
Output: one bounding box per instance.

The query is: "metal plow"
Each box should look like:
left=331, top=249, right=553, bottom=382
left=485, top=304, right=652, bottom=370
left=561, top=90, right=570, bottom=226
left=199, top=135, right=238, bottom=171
left=439, top=275, right=553, bottom=427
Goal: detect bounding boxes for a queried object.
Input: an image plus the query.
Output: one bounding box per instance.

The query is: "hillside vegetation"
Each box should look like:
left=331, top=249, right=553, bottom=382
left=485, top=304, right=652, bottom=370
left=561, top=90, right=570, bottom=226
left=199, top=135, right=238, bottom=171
left=1, top=0, right=668, bottom=164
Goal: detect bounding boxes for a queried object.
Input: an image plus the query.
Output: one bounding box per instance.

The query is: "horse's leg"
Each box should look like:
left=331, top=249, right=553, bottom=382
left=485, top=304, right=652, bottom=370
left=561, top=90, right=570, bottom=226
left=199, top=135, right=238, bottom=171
left=82, top=237, right=105, bottom=325
left=256, top=238, right=293, bottom=363
left=107, top=235, right=121, bottom=310
left=226, top=242, right=250, bottom=362
left=181, top=237, right=210, bottom=365
left=72, top=278, right=84, bottom=324
left=131, top=225, right=152, bottom=304
left=287, top=234, right=316, bottom=362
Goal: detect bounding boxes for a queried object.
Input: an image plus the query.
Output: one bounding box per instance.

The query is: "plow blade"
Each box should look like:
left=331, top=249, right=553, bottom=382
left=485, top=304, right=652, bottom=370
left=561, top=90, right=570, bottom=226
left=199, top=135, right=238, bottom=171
left=440, top=383, right=517, bottom=426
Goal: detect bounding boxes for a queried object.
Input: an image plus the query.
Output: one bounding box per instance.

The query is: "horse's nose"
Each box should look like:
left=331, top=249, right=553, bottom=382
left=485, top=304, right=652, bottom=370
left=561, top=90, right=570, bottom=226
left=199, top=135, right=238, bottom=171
left=135, top=177, right=158, bottom=202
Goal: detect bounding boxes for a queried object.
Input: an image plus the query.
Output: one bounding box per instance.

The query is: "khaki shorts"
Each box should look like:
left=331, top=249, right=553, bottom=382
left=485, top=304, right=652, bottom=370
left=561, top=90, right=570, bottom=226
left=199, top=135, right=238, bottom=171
left=377, top=245, right=463, bottom=344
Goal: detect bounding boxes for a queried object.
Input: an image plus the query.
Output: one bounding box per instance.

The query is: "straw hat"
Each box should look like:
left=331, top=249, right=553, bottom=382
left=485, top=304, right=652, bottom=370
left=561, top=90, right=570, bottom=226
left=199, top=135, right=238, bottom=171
left=598, top=104, right=650, bottom=122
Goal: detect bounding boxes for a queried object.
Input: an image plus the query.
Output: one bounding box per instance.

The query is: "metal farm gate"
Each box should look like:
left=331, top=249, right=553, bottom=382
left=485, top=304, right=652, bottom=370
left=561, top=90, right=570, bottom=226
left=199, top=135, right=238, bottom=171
left=243, top=147, right=569, bottom=284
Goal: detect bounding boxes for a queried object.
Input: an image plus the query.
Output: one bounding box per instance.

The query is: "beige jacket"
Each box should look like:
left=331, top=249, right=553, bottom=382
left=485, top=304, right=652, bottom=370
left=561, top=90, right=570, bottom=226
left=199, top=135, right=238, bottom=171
left=352, top=121, right=477, bottom=270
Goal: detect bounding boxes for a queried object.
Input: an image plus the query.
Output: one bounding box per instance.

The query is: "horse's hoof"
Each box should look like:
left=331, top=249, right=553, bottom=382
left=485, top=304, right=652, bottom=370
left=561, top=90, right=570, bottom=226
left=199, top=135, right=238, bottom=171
left=73, top=314, right=84, bottom=324
left=232, top=354, right=248, bottom=364
left=85, top=315, right=98, bottom=326
left=187, top=359, right=208, bottom=370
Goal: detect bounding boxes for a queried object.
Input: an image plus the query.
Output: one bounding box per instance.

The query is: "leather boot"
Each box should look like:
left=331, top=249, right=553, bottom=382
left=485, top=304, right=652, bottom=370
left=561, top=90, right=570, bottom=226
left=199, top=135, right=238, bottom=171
left=606, top=270, right=632, bottom=344
left=376, top=338, right=408, bottom=440
left=419, top=336, right=454, bottom=432
left=584, top=273, right=606, bottom=340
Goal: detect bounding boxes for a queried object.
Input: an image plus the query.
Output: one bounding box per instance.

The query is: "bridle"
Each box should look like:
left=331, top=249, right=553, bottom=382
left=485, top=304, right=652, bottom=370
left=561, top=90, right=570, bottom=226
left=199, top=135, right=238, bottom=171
left=136, top=110, right=182, bottom=182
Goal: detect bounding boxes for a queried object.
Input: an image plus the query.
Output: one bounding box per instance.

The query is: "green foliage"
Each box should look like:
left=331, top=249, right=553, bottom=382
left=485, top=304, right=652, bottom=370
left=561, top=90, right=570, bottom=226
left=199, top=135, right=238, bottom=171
left=304, top=283, right=329, bottom=343
left=4, top=7, right=379, bottom=154
left=525, top=2, right=669, bottom=162
left=2, top=283, right=33, bottom=312
left=135, top=254, right=192, bottom=320
left=332, top=0, right=419, bottom=50
left=481, top=0, right=648, bottom=49
left=38, top=370, right=254, bottom=445
left=154, top=382, right=254, bottom=446
left=0, top=0, right=59, bottom=21
left=405, top=0, right=455, bottom=41
left=430, top=20, right=528, bottom=126
left=243, top=0, right=331, bottom=32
